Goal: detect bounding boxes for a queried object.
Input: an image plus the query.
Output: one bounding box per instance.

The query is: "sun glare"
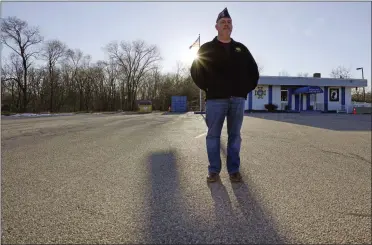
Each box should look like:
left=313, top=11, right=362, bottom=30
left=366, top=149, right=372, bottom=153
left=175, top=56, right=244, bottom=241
left=184, top=48, right=199, bottom=64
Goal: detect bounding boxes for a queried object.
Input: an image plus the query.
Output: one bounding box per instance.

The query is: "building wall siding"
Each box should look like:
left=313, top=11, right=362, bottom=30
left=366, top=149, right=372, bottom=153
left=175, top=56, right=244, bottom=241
left=245, top=83, right=355, bottom=112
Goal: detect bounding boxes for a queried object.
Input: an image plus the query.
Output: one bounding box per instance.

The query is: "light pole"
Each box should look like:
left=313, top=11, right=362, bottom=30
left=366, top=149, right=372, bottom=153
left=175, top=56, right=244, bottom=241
left=356, top=67, right=365, bottom=101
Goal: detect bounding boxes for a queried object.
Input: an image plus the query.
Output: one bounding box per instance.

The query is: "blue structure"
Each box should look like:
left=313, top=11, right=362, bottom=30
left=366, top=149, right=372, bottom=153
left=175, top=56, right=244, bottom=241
left=171, top=96, right=188, bottom=112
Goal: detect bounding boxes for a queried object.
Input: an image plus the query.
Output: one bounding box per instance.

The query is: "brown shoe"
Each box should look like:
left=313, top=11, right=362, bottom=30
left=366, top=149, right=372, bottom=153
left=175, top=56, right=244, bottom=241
left=207, top=172, right=219, bottom=182
left=229, top=172, right=242, bottom=182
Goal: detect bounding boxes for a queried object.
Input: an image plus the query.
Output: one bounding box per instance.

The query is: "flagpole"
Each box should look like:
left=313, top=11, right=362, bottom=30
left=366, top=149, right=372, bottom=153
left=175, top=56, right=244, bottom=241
left=198, top=34, right=202, bottom=112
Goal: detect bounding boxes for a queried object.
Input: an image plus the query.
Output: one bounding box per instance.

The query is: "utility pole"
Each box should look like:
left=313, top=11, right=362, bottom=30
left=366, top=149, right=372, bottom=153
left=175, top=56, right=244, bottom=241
left=356, top=67, right=365, bottom=101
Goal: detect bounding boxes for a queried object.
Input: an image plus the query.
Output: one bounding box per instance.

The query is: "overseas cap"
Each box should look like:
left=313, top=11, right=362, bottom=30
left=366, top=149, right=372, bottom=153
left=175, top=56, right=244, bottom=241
left=216, top=8, right=231, bottom=22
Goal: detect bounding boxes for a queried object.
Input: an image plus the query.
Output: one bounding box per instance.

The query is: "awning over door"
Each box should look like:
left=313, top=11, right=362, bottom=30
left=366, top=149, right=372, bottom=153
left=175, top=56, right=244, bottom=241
left=293, top=86, right=323, bottom=94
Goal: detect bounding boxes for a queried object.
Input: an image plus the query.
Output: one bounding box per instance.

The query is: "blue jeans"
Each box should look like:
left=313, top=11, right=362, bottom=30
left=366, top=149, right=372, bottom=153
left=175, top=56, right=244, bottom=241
left=205, top=97, right=245, bottom=175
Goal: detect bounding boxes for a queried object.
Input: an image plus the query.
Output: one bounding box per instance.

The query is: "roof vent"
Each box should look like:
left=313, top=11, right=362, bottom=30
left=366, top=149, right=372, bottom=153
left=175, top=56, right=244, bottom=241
left=313, top=73, right=321, bottom=78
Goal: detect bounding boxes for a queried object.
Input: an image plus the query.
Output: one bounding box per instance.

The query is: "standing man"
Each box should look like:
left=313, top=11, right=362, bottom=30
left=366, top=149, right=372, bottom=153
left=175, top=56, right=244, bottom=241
left=190, top=7, right=259, bottom=182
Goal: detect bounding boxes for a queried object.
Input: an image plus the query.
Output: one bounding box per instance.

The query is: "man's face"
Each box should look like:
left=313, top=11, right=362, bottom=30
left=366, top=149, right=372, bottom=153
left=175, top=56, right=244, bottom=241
left=215, top=17, right=233, bottom=36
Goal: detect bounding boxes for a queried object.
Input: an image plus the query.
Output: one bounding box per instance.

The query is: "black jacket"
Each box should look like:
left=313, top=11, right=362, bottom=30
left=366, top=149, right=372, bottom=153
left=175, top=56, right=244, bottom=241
left=190, top=37, right=259, bottom=100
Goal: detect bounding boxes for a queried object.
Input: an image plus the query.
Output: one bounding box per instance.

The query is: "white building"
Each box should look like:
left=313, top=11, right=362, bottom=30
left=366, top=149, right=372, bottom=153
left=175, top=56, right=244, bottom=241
left=245, top=75, right=368, bottom=113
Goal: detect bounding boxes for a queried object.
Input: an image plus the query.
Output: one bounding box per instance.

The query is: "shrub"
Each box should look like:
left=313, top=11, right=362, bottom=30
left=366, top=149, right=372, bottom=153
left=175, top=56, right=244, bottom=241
left=264, top=103, right=278, bottom=112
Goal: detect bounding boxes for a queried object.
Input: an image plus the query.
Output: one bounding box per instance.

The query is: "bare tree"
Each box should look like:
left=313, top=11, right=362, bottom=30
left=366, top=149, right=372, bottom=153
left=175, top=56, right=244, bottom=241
left=279, top=70, right=289, bottom=76
left=27, top=66, right=46, bottom=112
left=83, top=60, right=105, bottom=111
left=330, top=66, right=351, bottom=79
left=41, top=39, right=67, bottom=112
left=170, top=61, right=189, bottom=88
left=78, top=53, right=93, bottom=111
left=105, top=39, right=162, bottom=110
left=1, top=60, right=21, bottom=111
left=1, top=16, right=211, bottom=114
left=297, top=72, right=309, bottom=77
left=101, top=58, right=120, bottom=111
left=1, top=16, right=43, bottom=112
left=2, top=54, right=25, bottom=110
left=329, top=66, right=364, bottom=101
left=64, top=48, right=85, bottom=111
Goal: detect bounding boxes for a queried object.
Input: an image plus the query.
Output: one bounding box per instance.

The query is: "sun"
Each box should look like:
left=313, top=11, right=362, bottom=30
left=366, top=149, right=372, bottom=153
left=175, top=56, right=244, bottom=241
left=183, top=48, right=199, bottom=64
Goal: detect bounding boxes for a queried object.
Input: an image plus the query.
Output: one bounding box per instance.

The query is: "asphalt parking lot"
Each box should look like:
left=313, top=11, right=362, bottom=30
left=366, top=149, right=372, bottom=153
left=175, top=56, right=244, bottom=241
left=1, top=112, right=371, bottom=244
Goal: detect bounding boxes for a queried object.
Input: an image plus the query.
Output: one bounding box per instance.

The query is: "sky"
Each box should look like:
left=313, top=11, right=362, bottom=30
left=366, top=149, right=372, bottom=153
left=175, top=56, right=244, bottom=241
left=1, top=1, right=371, bottom=90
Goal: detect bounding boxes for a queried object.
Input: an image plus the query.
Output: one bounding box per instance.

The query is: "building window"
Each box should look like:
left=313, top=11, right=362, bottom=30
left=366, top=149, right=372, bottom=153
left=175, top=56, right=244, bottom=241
left=281, top=90, right=288, bottom=101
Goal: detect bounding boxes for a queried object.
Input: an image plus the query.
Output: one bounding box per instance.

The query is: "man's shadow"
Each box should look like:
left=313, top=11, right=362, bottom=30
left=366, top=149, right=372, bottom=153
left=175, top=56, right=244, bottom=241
left=202, top=114, right=284, bottom=243
left=232, top=177, right=284, bottom=243
left=208, top=178, right=284, bottom=244
left=207, top=180, right=239, bottom=244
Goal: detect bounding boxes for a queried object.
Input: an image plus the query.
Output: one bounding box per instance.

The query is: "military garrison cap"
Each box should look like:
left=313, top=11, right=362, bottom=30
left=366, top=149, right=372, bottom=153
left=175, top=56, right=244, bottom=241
left=216, top=7, right=231, bottom=22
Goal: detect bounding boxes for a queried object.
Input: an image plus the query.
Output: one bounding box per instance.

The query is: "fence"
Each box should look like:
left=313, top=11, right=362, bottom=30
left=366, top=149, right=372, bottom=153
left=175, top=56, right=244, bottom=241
left=352, top=102, right=372, bottom=108
left=347, top=102, right=372, bottom=114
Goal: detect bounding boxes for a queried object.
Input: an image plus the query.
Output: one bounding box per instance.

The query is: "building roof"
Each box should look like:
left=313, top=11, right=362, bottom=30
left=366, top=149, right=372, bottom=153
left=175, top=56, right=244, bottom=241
left=258, top=76, right=368, bottom=87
